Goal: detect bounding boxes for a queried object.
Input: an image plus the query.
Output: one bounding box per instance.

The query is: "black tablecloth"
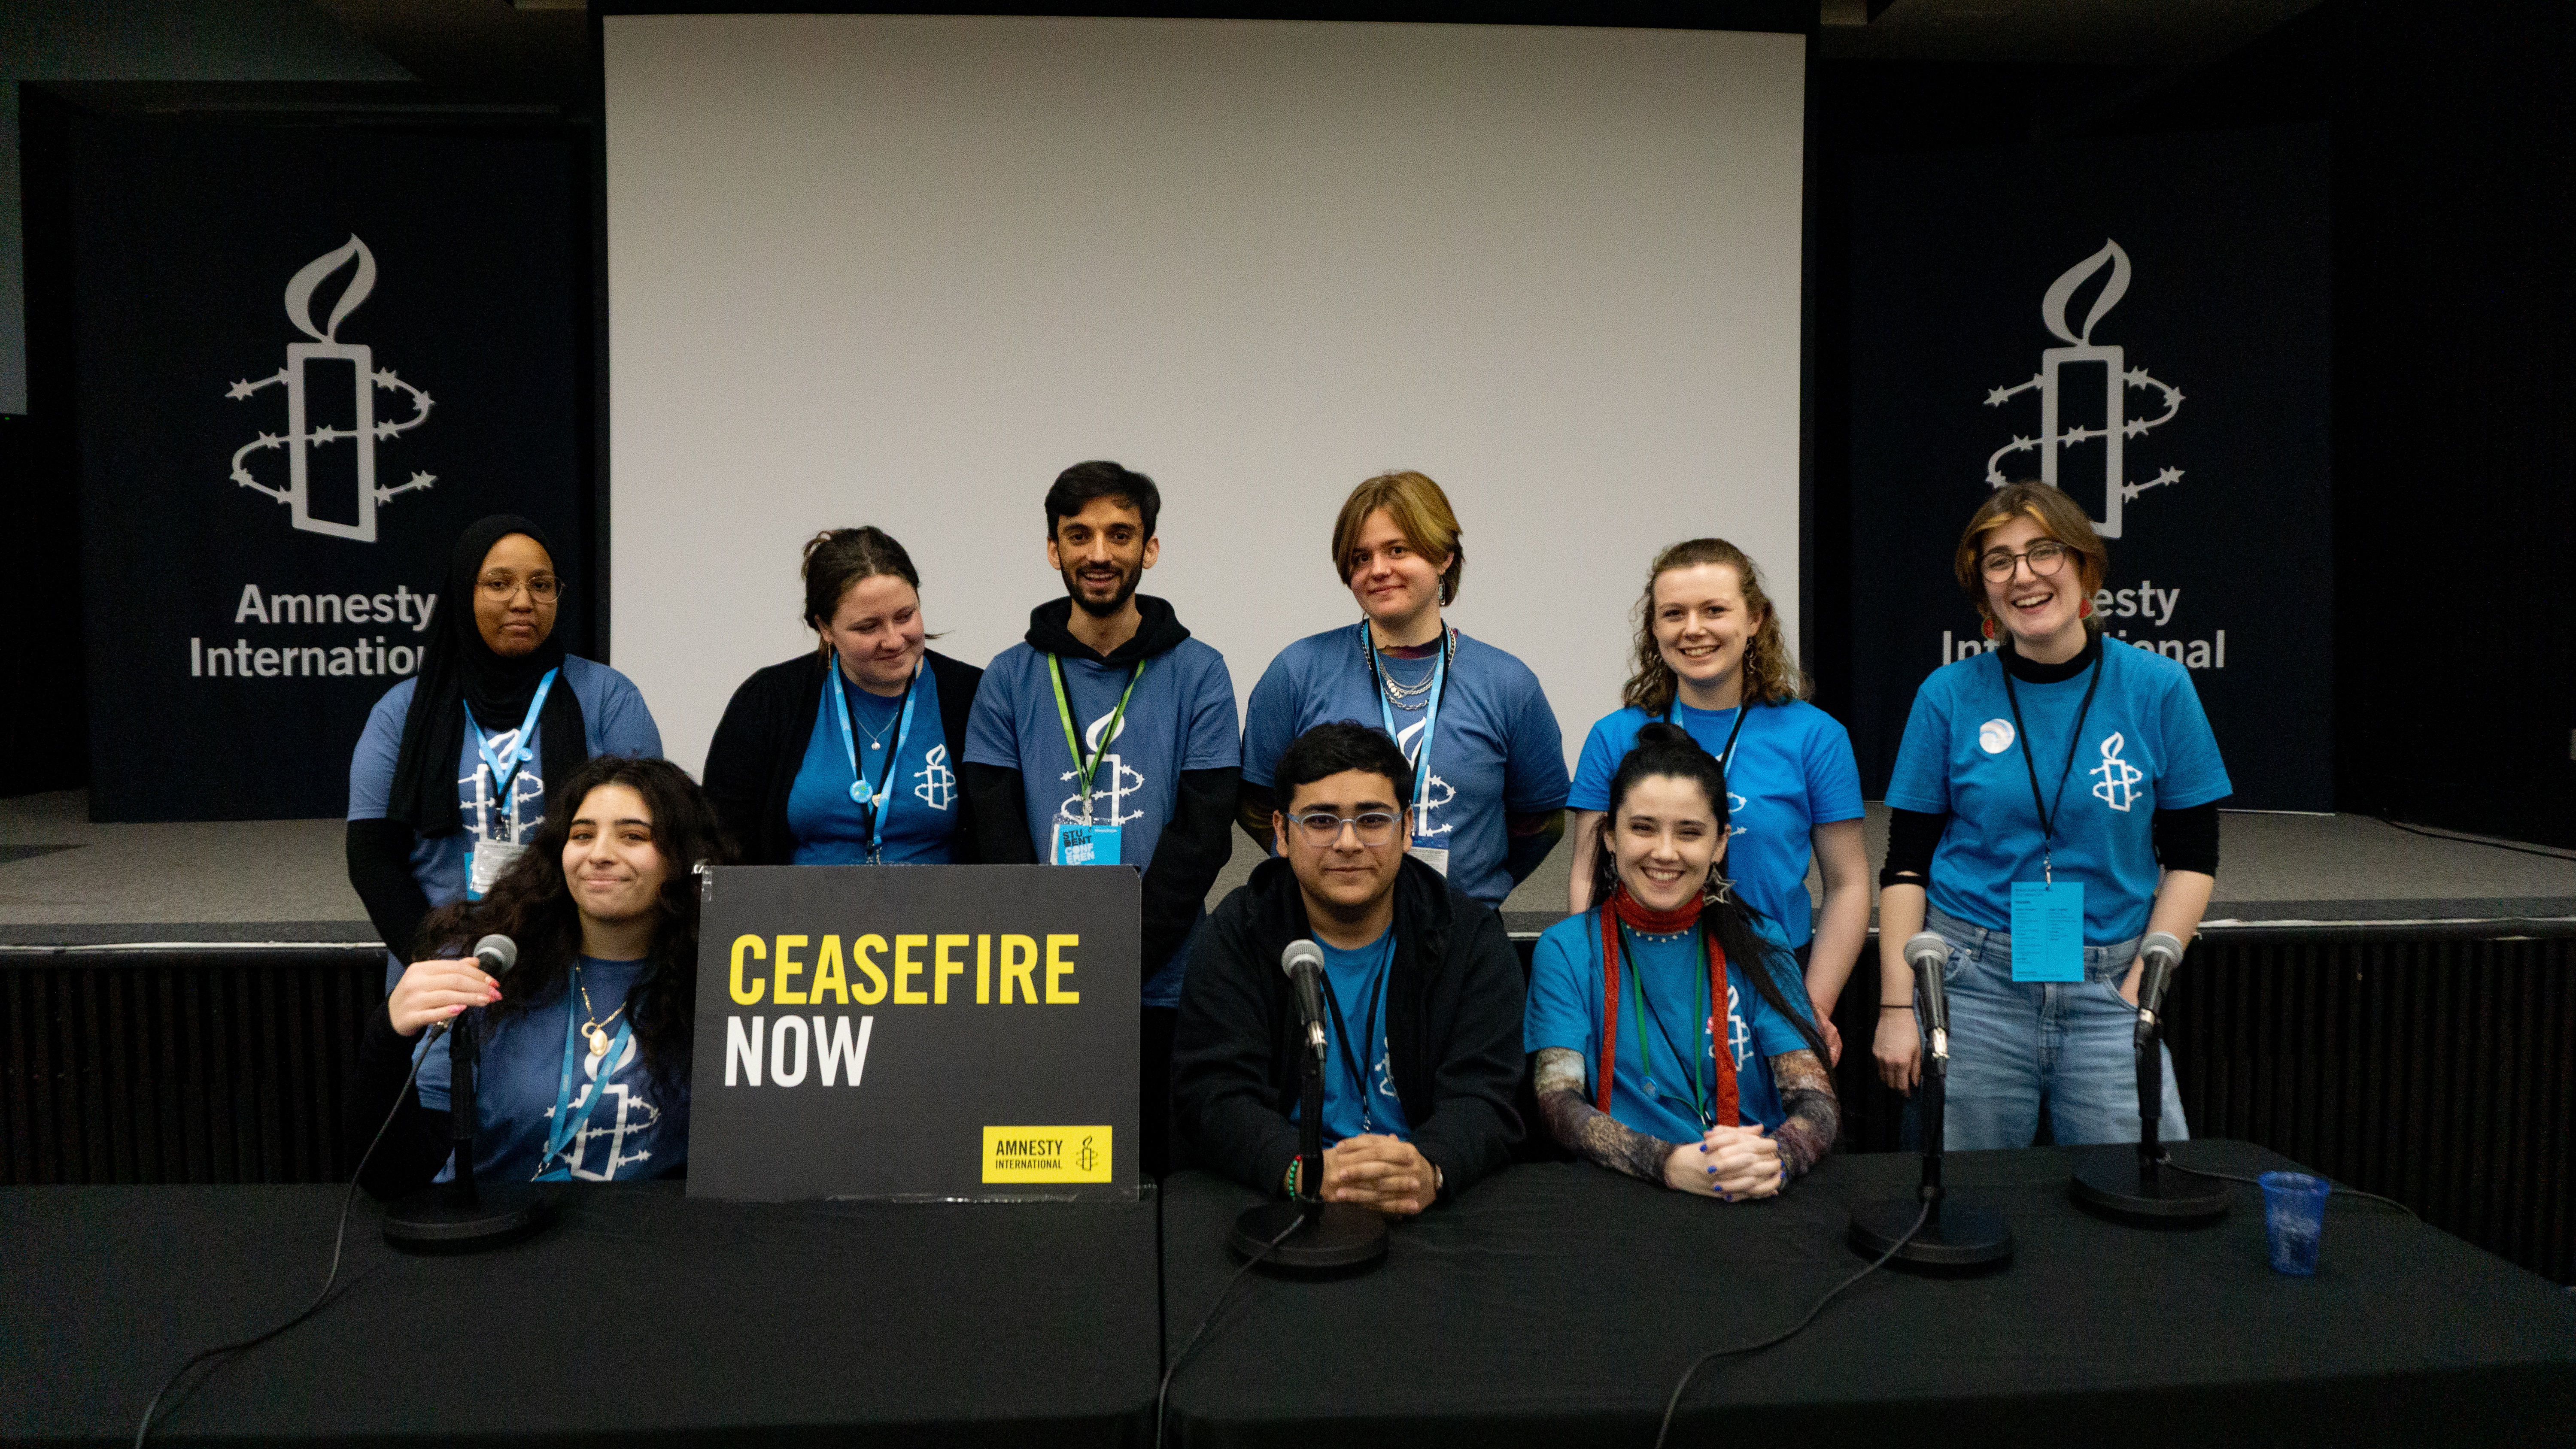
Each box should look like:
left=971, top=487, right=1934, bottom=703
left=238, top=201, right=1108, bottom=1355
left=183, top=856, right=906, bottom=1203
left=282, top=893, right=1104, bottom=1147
left=2, top=1182, right=1158, bottom=1446
left=1160, top=1141, right=2576, bottom=1447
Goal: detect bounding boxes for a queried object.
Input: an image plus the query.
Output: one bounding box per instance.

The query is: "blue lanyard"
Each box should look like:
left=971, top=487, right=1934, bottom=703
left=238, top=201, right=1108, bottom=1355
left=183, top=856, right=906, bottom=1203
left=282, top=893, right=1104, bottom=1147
left=538, top=964, right=636, bottom=1181
left=829, top=656, right=920, bottom=861
left=465, top=667, right=558, bottom=843
left=1362, top=621, right=1449, bottom=843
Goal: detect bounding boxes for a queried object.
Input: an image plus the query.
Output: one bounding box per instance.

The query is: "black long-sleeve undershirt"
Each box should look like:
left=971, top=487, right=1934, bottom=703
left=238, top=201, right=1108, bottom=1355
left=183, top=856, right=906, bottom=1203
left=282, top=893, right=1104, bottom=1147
left=1879, top=801, right=2220, bottom=886
left=346, top=818, right=431, bottom=957
left=966, top=761, right=1240, bottom=972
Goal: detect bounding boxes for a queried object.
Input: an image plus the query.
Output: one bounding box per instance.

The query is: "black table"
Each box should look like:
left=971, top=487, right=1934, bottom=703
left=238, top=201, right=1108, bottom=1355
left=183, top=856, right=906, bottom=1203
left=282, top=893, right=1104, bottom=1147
left=1159, top=1142, right=2576, bottom=1447
left=2, top=1181, right=1159, bottom=1446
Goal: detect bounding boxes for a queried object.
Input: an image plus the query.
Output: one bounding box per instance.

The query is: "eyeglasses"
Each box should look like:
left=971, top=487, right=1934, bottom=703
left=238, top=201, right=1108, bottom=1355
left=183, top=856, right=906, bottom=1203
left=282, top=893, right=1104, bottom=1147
left=1978, top=540, right=2069, bottom=581
left=1288, top=810, right=1401, bottom=845
left=478, top=573, right=562, bottom=601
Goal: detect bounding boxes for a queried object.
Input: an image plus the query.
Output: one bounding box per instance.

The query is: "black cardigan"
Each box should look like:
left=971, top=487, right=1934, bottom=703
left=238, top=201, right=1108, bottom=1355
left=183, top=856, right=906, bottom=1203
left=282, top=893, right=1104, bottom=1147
left=1171, top=855, right=1525, bottom=1201
left=701, top=649, right=984, bottom=866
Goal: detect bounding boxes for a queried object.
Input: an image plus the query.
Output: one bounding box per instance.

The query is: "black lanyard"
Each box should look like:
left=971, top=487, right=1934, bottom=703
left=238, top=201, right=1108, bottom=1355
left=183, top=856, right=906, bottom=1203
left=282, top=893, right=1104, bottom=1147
left=1668, top=698, right=1753, bottom=779
left=1996, top=644, right=2105, bottom=884
left=1317, top=953, right=1393, bottom=1132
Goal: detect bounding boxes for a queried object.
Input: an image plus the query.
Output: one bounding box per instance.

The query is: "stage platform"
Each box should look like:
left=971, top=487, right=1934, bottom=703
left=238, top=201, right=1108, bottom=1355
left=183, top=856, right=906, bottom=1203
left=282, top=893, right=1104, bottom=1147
left=4, top=791, right=2571, bottom=949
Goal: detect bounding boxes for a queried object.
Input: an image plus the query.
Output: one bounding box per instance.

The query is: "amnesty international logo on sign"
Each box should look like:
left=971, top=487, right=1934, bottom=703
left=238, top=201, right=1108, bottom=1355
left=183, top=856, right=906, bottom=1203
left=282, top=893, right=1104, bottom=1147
left=687, top=864, right=1141, bottom=1202
left=984, top=1126, right=1113, bottom=1183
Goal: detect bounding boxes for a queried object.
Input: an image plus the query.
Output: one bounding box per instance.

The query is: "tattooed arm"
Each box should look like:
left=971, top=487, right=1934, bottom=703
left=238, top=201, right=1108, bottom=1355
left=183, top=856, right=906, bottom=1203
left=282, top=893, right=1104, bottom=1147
left=1532, top=1047, right=1714, bottom=1195
left=1769, top=1049, right=1840, bottom=1179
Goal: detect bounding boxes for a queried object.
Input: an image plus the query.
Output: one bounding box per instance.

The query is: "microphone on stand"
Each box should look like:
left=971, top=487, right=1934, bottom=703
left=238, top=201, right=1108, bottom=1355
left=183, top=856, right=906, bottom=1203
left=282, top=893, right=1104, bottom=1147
left=2072, top=931, right=2228, bottom=1224
left=1848, top=931, right=2014, bottom=1269
left=1227, top=939, right=1389, bottom=1273
left=383, top=933, right=556, bottom=1253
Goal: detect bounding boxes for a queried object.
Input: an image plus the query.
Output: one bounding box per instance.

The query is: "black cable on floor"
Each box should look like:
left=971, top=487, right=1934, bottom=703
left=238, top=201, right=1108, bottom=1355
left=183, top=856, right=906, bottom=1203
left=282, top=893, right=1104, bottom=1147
left=2374, top=812, right=2576, bottom=864
left=2157, top=1155, right=2418, bottom=1217
left=1154, top=1214, right=1303, bottom=1449
left=1654, top=1199, right=1930, bottom=1449
left=134, top=1043, right=428, bottom=1446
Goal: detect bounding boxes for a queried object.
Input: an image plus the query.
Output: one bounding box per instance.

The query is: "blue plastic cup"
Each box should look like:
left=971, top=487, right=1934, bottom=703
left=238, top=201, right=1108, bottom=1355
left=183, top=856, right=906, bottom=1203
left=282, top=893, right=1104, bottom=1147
left=2260, top=1170, right=2330, bottom=1275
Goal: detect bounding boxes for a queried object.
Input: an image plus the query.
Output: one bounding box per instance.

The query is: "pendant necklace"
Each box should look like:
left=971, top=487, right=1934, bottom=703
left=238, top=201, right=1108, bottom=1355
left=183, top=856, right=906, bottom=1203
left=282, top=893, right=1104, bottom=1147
left=577, top=973, right=629, bottom=1061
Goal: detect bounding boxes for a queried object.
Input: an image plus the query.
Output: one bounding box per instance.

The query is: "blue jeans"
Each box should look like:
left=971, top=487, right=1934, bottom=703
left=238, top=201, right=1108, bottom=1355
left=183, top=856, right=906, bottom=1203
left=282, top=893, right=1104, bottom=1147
left=1922, top=906, right=2189, bottom=1152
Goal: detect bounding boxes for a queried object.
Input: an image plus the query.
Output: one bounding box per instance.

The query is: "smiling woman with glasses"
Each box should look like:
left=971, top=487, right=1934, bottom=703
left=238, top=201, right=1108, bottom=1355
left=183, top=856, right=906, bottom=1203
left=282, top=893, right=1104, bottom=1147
left=1874, top=481, right=2230, bottom=1153
left=1174, top=721, right=1527, bottom=1213
left=346, top=515, right=666, bottom=1000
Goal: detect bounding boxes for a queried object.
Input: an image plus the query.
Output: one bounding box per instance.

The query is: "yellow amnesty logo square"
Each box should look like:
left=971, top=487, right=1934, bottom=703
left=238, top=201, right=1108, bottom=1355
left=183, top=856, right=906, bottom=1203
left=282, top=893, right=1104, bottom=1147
left=982, top=1125, right=1112, bottom=1183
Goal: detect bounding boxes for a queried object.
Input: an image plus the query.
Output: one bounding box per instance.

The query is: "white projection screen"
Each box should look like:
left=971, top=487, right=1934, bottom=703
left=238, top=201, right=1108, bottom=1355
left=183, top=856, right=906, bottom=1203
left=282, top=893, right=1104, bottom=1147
left=604, top=14, right=1804, bottom=779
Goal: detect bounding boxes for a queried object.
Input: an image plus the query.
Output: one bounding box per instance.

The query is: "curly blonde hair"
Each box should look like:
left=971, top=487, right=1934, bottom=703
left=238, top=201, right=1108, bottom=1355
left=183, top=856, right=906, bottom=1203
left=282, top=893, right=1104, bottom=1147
left=1619, top=538, right=1806, bottom=715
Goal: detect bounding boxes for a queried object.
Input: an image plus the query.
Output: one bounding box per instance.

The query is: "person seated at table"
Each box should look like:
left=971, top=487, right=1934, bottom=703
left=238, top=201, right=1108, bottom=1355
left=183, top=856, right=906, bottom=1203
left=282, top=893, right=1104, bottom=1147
left=1526, top=724, right=1838, bottom=1200
left=348, top=755, right=729, bottom=1193
left=703, top=525, right=984, bottom=865
left=1173, top=721, right=1524, bottom=1214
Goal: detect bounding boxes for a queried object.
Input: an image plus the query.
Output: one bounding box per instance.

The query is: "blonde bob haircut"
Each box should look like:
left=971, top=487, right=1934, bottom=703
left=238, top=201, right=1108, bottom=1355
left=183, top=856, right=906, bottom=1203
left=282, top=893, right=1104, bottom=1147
left=1954, top=481, right=2109, bottom=632
left=1331, top=471, right=1464, bottom=606
left=1620, top=537, right=1807, bottom=716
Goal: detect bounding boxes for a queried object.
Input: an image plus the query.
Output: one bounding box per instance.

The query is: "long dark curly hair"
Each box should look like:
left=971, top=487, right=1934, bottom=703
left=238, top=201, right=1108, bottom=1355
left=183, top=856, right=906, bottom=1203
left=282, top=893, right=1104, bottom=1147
left=1587, top=723, right=1830, bottom=1064
left=417, top=755, right=732, bottom=1088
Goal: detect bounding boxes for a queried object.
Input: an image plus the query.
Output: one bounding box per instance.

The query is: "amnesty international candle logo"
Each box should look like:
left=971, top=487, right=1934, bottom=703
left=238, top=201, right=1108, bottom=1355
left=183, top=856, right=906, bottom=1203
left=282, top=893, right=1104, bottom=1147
left=1983, top=239, right=2184, bottom=540
left=225, top=236, right=436, bottom=544
left=983, top=1126, right=1114, bottom=1184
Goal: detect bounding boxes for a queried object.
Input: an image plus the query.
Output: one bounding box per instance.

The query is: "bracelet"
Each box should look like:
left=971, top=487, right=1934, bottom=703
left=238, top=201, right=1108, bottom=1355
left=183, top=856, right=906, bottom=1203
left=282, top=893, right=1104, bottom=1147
left=1879, top=1003, right=1912, bottom=1010
left=1283, top=1158, right=1301, bottom=1197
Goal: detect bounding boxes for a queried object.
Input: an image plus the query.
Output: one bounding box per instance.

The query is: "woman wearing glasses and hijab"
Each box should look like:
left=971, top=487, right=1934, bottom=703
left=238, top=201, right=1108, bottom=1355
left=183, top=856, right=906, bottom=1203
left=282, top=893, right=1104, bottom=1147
left=347, top=514, right=664, bottom=980
left=1874, top=482, right=2228, bottom=1149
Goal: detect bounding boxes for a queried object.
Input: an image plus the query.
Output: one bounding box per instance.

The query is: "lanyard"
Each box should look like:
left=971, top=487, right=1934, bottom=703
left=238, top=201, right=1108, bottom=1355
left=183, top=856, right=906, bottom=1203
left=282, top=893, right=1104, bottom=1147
left=539, top=962, right=635, bottom=1179
left=465, top=667, right=559, bottom=844
left=1361, top=621, right=1454, bottom=840
left=1996, top=644, right=2106, bottom=883
left=829, top=655, right=921, bottom=860
left=1622, top=923, right=1714, bottom=1127
left=1047, top=655, right=1145, bottom=824
left=1668, top=697, right=1753, bottom=778
left=1317, top=944, right=1394, bottom=1133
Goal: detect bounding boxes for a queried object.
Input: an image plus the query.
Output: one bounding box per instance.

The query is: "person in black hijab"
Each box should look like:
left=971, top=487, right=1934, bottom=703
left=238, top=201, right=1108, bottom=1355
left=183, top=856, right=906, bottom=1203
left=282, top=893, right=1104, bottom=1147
left=346, top=515, right=665, bottom=972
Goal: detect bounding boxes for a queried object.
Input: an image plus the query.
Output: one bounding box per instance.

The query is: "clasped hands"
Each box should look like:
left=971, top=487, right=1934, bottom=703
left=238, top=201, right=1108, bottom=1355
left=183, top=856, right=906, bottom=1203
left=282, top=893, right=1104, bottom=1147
left=1662, top=1122, right=1783, bottom=1201
left=1316, top=1133, right=1438, bottom=1217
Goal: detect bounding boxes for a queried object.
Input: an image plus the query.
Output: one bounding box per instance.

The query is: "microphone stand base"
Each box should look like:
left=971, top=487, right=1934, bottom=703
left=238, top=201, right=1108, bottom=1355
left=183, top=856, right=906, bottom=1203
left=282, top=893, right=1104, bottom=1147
left=1229, top=1200, right=1388, bottom=1274
left=383, top=1181, right=556, bottom=1254
left=1847, top=1198, right=2014, bottom=1271
left=2069, top=1149, right=2230, bottom=1226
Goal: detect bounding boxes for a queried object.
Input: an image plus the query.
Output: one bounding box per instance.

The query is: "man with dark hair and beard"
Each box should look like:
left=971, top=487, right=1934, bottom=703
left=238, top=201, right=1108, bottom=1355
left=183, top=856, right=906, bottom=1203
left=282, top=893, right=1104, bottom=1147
left=963, top=460, right=1241, bottom=1176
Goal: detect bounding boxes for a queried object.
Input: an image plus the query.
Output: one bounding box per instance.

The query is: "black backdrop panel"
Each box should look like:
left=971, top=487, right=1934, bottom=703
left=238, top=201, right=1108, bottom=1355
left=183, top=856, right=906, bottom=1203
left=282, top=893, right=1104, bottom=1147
left=69, top=112, right=588, bottom=821
left=1847, top=126, right=2330, bottom=810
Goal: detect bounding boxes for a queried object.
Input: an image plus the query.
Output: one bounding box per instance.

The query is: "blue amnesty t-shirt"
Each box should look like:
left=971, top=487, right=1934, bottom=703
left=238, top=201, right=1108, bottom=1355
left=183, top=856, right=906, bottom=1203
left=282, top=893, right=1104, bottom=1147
left=1568, top=700, right=1864, bottom=949
left=1885, top=640, right=2231, bottom=943
left=414, top=955, right=688, bottom=1183
left=785, top=665, right=959, bottom=864
left=963, top=637, right=1239, bottom=1007
left=1287, top=928, right=1412, bottom=1144
left=1525, top=912, right=1811, bottom=1142
left=1241, top=624, right=1569, bottom=906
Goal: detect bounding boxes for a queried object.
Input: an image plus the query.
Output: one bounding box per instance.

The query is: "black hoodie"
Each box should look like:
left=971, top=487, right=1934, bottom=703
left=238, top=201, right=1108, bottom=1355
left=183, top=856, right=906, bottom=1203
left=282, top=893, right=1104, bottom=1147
left=963, top=594, right=1241, bottom=986
left=1171, top=855, right=1526, bottom=1200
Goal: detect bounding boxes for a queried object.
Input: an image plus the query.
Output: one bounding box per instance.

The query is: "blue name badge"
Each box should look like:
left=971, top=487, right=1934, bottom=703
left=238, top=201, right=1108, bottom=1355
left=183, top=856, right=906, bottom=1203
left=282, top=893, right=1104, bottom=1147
left=2009, top=881, right=2085, bottom=982
left=1051, top=821, right=1123, bottom=867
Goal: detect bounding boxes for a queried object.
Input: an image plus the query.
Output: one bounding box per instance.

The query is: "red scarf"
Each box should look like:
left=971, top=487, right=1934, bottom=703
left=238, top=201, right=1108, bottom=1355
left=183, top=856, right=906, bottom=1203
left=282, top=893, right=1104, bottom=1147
left=1597, top=885, right=1738, bottom=1128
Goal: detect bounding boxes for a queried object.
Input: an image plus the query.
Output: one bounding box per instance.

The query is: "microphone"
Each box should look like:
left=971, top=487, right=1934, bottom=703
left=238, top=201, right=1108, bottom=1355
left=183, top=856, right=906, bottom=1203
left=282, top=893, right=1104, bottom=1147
left=424, top=934, right=517, bottom=1044
left=1281, top=939, right=1327, bottom=1060
left=1902, top=932, right=1949, bottom=1061
left=2132, top=931, right=2183, bottom=1048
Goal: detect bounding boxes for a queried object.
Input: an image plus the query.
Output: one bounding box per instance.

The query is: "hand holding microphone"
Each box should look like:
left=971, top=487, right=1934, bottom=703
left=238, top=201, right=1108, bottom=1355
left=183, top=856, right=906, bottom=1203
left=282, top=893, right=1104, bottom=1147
left=388, top=934, right=516, bottom=1039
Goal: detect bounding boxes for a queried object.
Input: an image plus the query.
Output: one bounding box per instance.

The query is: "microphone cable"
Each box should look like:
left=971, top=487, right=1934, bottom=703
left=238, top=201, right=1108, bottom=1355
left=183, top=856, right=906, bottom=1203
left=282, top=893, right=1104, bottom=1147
left=1653, top=1199, right=1930, bottom=1449
left=1153, top=1212, right=1305, bottom=1449
left=2155, top=1153, right=2418, bottom=1217
left=133, top=1031, right=436, bottom=1447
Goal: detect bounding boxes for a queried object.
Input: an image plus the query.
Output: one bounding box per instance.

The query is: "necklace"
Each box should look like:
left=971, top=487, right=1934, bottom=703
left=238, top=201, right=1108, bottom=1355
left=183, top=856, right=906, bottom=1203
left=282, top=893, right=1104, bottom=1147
left=577, top=971, right=629, bottom=1061
left=855, top=716, right=895, bottom=752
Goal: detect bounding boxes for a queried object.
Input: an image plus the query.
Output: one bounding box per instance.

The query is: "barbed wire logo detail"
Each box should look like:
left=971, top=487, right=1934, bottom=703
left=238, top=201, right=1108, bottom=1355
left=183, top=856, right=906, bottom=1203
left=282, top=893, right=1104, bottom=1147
left=226, top=236, right=434, bottom=543
left=1983, top=239, right=2183, bottom=540
left=914, top=744, right=957, bottom=811
left=1075, top=1135, right=1100, bottom=1173
left=2091, top=731, right=2144, bottom=812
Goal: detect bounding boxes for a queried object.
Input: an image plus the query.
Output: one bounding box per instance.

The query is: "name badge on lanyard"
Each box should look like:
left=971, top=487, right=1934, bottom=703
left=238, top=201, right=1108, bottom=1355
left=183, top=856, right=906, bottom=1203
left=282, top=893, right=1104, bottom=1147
left=1366, top=621, right=1453, bottom=877
left=1047, top=654, right=1145, bottom=867
left=1999, top=649, right=2103, bottom=983
left=465, top=667, right=559, bottom=902
left=830, top=656, right=921, bottom=866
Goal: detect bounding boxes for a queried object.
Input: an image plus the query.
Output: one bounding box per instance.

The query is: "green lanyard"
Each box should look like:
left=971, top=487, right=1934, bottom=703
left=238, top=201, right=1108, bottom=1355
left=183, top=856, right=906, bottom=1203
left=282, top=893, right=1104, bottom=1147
left=1622, top=924, right=1712, bottom=1125
left=1046, top=655, right=1147, bottom=824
